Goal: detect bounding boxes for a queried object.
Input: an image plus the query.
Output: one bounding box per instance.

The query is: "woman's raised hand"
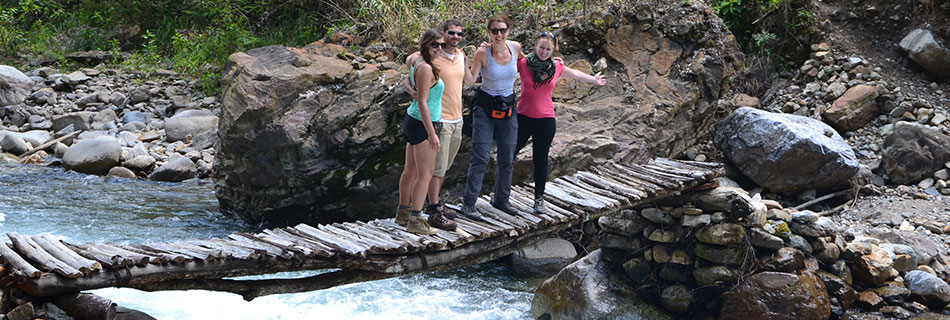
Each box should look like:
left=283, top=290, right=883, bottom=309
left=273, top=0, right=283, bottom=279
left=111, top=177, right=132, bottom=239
left=593, top=72, right=607, bottom=86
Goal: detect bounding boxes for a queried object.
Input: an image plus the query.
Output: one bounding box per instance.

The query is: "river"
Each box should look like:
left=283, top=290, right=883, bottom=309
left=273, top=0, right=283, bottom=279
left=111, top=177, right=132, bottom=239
left=0, top=164, right=544, bottom=319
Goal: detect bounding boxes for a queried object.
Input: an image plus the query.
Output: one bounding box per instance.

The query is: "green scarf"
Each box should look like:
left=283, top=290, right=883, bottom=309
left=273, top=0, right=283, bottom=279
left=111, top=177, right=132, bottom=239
left=526, top=52, right=555, bottom=88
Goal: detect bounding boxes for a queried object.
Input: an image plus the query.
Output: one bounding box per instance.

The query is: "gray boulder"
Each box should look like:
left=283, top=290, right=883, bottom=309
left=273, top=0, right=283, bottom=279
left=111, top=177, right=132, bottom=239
left=904, top=270, right=950, bottom=308
left=63, top=136, right=122, bottom=175
left=106, top=166, right=137, bottom=179
left=65, top=71, right=90, bottom=85
left=882, top=121, right=950, bottom=184
left=511, top=238, right=578, bottom=274
left=52, top=110, right=116, bottom=132
left=714, top=107, right=859, bottom=193
left=190, top=127, right=217, bottom=150
left=0, top=65, right=34, bottom=106
left=720, top=271, right=831, bottom=320
left=531, top=250, right=671, bottom=320
left=30, top=88, right=56, bottom=105
left=164, top=109, right=218, bottom=142
left=899, top=29, right=950, bottom=78
left=0, top=133, right=30, bottom=155
left=148, top=156, right=196, bottom=182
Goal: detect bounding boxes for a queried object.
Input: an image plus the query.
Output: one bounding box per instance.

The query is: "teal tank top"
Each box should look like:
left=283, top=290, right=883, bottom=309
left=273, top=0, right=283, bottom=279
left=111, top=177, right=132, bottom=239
left=408, top=65, right=444, bottom=122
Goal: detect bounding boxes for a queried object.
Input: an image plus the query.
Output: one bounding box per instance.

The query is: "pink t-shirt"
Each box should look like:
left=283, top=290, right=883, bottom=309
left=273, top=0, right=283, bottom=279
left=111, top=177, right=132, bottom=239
left=517, top=57, right=565, bottom=119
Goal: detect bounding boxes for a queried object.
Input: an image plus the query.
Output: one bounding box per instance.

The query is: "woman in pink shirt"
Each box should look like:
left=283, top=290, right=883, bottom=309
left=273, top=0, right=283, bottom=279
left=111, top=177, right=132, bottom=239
left=516, top=32, right=606, bottom=213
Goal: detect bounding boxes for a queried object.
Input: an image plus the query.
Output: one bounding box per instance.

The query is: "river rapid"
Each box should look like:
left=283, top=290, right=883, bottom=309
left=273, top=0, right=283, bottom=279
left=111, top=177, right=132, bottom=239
left=0, top=164, right=543, bottom=319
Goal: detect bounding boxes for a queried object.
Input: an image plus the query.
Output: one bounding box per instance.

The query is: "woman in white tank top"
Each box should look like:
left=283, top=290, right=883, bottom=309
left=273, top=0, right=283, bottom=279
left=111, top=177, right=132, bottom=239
left=460, top=13, right=525, bottom=220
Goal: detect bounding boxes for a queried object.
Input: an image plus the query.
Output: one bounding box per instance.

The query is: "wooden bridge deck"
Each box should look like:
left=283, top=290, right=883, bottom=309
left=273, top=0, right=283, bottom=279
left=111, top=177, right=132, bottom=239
left=0, top=159, right=720, bottom=300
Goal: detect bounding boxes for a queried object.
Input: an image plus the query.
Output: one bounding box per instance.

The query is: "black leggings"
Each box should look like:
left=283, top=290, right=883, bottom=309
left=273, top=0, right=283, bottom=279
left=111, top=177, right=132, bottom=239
left=515, top=115, right=556, bottom=198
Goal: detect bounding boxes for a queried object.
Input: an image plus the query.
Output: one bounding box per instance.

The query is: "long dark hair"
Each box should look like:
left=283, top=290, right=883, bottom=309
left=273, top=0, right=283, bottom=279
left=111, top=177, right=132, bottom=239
left=418, top=29, right=442, bottom=81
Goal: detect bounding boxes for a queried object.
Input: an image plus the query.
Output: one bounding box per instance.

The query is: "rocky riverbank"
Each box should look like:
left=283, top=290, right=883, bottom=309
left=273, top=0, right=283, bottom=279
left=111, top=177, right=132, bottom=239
left=0, top=65, right=219, bottom=182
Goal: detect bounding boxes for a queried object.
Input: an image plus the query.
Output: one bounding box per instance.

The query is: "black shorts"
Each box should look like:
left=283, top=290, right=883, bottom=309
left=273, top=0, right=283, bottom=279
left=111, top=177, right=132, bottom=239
left=401, top=115, right=442, bottom=145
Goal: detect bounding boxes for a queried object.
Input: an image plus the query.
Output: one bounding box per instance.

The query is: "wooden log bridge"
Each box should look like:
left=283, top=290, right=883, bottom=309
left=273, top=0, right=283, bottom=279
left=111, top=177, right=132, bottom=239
left=0, top=159, right=721, bottom=301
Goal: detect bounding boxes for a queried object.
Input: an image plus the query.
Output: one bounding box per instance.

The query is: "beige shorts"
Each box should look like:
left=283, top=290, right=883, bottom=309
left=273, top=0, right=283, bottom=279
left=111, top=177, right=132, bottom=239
left=434, top=121, right=463, bottom=177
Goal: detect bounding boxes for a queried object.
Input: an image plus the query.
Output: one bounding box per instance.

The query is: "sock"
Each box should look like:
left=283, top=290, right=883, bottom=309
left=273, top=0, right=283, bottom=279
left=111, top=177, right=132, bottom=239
left=410, top=210, right=422, bottom=216
left=398, top=205, right=410, bottom=209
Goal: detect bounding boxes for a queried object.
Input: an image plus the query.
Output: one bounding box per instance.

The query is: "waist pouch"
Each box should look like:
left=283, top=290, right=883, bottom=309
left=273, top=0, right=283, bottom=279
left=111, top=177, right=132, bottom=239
left=473, top=89, right=515, bottom=121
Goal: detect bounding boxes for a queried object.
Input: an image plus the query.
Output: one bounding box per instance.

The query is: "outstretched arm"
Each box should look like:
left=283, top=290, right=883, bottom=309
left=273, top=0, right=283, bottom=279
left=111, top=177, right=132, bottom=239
left=561, top=66, right=607, bottom=86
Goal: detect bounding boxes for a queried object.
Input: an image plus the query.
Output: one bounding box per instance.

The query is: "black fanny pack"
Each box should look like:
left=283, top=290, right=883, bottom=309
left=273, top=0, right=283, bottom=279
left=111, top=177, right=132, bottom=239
left=473, top=89, right=515, bottom=121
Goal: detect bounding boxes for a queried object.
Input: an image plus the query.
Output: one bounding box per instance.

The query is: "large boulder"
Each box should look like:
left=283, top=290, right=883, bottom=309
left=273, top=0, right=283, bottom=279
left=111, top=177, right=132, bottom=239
left=511, top=237, right=578, bottom=274
left=530, top=250, right=671, bottom=320
left=882, top=121, right=950, bottom=184
left=164, top=109, right=218, bottom=142
left=63, top=136, right=122, bottom=175
left=714, top=107, right=859, bottom=193
left=213, top=3, right=744, bottom=226
left=720, top=271, right=831, bottom=320
left=899, top=29, right=950, bottom=78
left=0, top=65, right=33, bottom=106
left=822, top=85, right=879, bottom=131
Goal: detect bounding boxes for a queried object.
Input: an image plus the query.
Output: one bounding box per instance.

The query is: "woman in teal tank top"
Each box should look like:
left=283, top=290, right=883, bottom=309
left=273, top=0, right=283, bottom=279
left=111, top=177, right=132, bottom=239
left=396, top=29, right=454, bottom=235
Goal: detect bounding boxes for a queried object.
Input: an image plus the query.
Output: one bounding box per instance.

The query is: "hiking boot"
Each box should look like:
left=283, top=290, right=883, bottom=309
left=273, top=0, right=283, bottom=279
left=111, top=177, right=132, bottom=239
left=533, top=196, right=546, bottom=214
left=492, top=201, right=519, bottom=216
left=437, top=202, right=457, bottom=219
left=462, top=203, right=482, bottom=220
left=406, top=215, right=437, bottom=235
left=427, top=212, right=457, bottom=231
left=395, top=205, right=411, bottom=226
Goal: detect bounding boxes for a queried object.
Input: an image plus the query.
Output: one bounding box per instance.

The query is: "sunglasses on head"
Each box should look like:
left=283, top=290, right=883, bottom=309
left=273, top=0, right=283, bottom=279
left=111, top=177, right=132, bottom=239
left=446, top=30, right=463, bottom=37
left=539, top=31, right=555, bottom=39
left=490, top=28, right=508, bottom=35
left=430, top=42, right=446, bottom=49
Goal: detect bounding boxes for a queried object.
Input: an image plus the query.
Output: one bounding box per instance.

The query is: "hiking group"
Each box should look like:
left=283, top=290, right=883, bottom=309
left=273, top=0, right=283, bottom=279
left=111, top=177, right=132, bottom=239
left=396, top=14, right=608, bottom=235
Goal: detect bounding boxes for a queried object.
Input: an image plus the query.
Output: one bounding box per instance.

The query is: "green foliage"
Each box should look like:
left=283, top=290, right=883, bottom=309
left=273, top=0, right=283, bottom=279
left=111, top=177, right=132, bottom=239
left=711, top=0, right=817, bottom=69
left=2, top=0, right=623, bottom=94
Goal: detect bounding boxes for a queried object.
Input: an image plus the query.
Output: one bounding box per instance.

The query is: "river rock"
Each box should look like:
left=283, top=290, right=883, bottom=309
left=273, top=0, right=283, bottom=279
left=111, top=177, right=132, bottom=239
left=164, top=109, right=218, bottom=143
left=1, top=133, right=30, bottom=155
left=817, top=271, right=857, bottom=315
left=0, top=65, right=34, bottom=106
left=695, top=223, right=745, bottom=245
left=695, top=243, right=746, bottom=266
left=122, top=111, right=150, bottom=124
left=149, top=155, right=196, bottom=182
left=598, top=211, right=649, bottom=236
left=714, top=107, right=859, bottom=193
left=30, top=87, right=56, bottom=105
left=720, top=271, right=830, bottom=320
left=899, top=29, right=950, bottom=77
left=19, top=130, right=51, bottom=147
left=511, top=238, right=578, bottom=274
left=214, top=2, right=744, bottom=226
left=848, top=244, right=895, bottom=287
left=531, top=250, right=671, bottom=320
left=693, top=265, right=738, bottom=286
left=882, top=121, right=950, bottom=184
left=822, top=85, right=879, bottom=131
left=763, top=247, right=806, bottom=272
left=107, top=166, right=137, bottom=179
left=660, top=285, right=693, bottom=313
left=123, top=155, right=156, bottom=172
left=690, top=187, right=756, bottom=219
left=63, top=136, right=122, bottom=175
left=904, top=270, right=950, bottom=308
left=190, top=128, right=217, bottom=150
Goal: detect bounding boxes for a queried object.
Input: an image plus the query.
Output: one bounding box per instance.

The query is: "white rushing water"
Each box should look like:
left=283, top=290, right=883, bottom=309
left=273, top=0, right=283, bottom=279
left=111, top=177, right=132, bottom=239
left=0, top=165, right=543, bottom=319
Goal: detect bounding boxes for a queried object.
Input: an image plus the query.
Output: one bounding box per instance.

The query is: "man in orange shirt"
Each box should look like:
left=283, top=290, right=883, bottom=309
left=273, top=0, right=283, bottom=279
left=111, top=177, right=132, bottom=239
left=404, top=20, right=474, bottom=227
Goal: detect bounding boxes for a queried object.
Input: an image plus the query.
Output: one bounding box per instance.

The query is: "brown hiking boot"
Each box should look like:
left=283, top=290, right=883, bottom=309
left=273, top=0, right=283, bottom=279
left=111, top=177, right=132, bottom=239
left=395, top=205, right=411, bottom=226
left=436, top=202, right=457, bottom=219
left=426, top=205, right=457, bottom=231
left=406, top=215, right=437, bottom=235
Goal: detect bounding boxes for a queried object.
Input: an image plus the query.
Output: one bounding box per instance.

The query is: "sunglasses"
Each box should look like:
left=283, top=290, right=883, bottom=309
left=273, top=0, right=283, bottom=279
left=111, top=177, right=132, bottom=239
left=430, top=42, right=446, bottom=49
left=490, top=28, right=508, bottom=35
left=446, top=30, right=463, bottom=37
left=539, top=31, right=555, bottom=39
